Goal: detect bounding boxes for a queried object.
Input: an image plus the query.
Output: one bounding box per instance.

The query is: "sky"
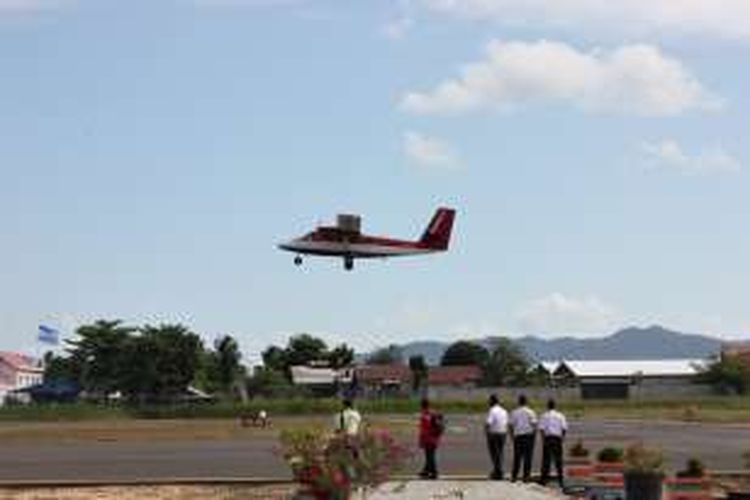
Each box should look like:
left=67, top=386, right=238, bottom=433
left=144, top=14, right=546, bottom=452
left=1, top=0, right=749, bottom=361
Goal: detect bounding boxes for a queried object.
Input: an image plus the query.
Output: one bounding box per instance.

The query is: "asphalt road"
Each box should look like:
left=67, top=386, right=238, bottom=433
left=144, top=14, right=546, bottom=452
left=1, top=417, right=749, bottom=481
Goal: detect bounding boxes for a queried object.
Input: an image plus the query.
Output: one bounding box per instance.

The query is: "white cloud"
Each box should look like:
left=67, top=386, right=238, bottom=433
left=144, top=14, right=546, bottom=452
left=381, top=0, right=414, bottom=40
left=382, top=15, right=413, bottom=40
left=403, top=131, right=461, bottom=169
left=421, top=0, right=750, bottom=41
left=641, top=139, right=742, bottom=175
left=516, top=293, right=620, bottom=335
left=401, top=40, right=720, bottom=116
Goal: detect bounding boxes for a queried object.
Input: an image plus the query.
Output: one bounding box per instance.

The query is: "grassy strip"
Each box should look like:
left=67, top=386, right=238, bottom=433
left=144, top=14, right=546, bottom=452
left=3, top=396, right=750, bottom=422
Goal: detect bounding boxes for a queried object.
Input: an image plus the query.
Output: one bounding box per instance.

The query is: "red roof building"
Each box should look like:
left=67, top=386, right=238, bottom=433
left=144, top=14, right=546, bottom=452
left=427, top=366, right=482, bottom=387
left=0, top=351, right=44, bottom=404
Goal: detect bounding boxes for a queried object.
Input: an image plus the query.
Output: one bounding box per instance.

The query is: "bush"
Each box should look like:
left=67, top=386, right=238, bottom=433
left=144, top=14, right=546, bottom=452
left=676, top=458, right=706, bottom=478
left=597, top=446, right=624, bottom=463
left=280, top=426, right=410, bottom=499
left=624, top=442, right=664, bottom=474
left=569, top=439, right=590, bottom=458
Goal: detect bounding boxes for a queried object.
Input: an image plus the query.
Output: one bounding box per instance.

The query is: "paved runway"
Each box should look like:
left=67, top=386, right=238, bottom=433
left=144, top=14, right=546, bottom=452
left=1, top=417, right=749, bottom=481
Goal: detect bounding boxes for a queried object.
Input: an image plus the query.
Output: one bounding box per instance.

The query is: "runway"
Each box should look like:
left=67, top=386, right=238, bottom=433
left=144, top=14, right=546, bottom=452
left=1, top=417, right=748, bottom=481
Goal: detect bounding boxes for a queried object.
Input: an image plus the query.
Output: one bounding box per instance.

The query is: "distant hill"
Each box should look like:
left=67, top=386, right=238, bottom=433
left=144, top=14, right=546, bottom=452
left=378, top=326, right=722, bottom=365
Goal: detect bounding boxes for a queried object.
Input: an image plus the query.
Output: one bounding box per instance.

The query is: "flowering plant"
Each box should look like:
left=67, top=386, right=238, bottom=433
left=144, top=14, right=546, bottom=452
left=280, top=426, right=409, bottom=499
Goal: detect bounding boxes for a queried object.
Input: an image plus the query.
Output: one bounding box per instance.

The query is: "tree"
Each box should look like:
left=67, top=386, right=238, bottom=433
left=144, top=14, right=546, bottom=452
left=262, top=345, right=287, bottom=373
left=261, top=335, right=354, bottom=378
left=367, top=344, right=403, bottom=365
left=214, top=335, right=245, bottom=395
left=697, top=355, right=750, bottom=394
left=142, top=324, right=203, bottom=397
left=43, top=351, right=78, bottom=383
left=67, top=319, right=134, bottom=396
left=409, top=355, right=427, bottom=394
left=328, top=343, right=354, bottom=369
left=441, top=341, right=490, bottom=368
left=286, top=334, right=328, bottom=367
left=483, top=337, right=530, bottom=386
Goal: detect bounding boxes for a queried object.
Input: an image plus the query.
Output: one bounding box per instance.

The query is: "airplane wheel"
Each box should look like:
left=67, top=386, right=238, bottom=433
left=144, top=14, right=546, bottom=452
left=294, top=256, right=303, bottom=266
left=344, top=257, right=354, bottom=271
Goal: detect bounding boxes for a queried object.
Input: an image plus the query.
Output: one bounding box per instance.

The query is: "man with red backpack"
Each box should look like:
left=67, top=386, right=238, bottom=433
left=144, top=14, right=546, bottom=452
left=418, top=398, right=444, bottom=479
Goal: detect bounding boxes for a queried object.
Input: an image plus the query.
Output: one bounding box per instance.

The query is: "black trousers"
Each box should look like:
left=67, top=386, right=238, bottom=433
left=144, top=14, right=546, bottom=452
left=541, top=436, right=564, bottom=486
left=486, top=433, right=506, bottom=479
left=421, top=445, right=437, bottom=479
left=512, top=433, right=535, bottom=481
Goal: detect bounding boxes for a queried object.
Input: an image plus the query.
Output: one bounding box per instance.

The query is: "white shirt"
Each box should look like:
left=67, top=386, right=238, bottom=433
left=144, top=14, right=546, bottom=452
left=510, top=406, right=537, bottom=436
left=539, top=409, right=567, bottom=437
left=486, top=404, right=508, bottom=434
left=337, top=408, right=362, bottom=436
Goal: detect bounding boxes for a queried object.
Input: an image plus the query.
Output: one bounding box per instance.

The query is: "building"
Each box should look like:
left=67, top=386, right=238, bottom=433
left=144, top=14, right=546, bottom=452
left=290, top=365, right=354, bottom=397
left=0, top=352, right=44, bottom=405
left=554, top=359, right=707, bottom=399
left=354, top=364, right=412, bottom=397
left=427, top=366, right=482, bottom=388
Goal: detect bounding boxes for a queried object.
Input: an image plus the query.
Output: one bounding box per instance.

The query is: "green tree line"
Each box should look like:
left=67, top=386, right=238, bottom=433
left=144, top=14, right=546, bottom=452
left=44, top=320, right=245, bottom=403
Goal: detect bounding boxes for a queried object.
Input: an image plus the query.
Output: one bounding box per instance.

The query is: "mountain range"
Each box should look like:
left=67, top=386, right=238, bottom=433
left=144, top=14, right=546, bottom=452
left=394, top=326, right=723, bottom=365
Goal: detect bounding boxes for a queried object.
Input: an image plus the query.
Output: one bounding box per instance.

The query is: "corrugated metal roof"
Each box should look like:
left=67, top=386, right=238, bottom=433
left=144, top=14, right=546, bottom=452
left=540, top=361, right=559, bottom=374
left=290, top=366, right=338, bottom=385
left=557, top=359, right=706, bottom=378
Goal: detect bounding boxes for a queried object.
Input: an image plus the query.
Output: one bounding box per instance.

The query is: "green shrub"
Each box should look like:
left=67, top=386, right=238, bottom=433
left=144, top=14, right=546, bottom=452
left=569, top=439, right=590, bottom=458
left=624, top=442, right=664, bottom=474
left=676, top=458, right=706, bottom=478
left=597, top=446, right=624, bottom=463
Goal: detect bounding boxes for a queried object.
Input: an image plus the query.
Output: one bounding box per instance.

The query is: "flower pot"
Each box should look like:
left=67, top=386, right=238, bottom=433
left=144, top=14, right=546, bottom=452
left=567, top=457, right=592, bottom=466
left=624, top=471, right=663, bottom=500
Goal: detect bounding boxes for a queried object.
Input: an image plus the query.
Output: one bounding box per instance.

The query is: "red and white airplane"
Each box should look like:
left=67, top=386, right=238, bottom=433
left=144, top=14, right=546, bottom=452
left=278, top=207, right=456, bottom=270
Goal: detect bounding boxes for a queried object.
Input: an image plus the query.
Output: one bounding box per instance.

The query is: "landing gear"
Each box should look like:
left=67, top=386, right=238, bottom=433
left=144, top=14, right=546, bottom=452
left=344, top=256, right=354, bottom=271
left=294, top=255, right=303, bottom=266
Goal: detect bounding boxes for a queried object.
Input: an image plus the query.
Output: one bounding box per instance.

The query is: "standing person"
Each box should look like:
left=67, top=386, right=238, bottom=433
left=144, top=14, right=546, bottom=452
left=539, top=398, right=567, bottom=488
left=336, top=399, right=362, bottom=437
left=485, top=394, right=508, bottom=480
left=509, top=394, right=537, bottom=482
left=418, top=398, right=442, bottom=479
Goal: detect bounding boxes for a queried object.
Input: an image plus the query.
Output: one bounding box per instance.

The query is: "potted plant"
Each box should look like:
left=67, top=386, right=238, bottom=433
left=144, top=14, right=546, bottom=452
left=568, top=439, right=591, bottom=465
left=676, top=458, right=706, bottom=479
left=623, top=442, right=664, bottom=500
left=595, top=446, right=624, bottom=474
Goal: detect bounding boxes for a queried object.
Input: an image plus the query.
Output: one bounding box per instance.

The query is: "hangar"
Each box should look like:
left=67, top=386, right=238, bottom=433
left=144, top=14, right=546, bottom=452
left=552, top=359, right=707, bottom=399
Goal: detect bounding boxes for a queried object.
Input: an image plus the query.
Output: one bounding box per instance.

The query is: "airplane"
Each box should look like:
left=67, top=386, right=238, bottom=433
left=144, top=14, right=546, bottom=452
left=278, top=207, right=456, bottom=271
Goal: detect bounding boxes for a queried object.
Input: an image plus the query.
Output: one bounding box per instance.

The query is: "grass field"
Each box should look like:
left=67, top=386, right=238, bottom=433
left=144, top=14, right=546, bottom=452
left=3, top=395, right=750, bottom=424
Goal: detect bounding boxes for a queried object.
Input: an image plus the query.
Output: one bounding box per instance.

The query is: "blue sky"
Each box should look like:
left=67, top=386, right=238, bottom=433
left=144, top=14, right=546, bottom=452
left=1, top=0, right=749, bottom=361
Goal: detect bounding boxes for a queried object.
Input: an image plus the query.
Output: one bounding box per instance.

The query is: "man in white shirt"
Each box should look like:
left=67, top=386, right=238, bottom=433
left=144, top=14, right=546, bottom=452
left=336, top=399, right=362, bottom=437
left=539, top=398, right=568, bottom=487
left=485, top=394, right=508, bottom=480
left=509, top=394, right=537, bottom=482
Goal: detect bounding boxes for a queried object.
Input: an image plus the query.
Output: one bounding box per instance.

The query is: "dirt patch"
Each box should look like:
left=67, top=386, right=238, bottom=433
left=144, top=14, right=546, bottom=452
left=0, top=484, right=296, bottom=499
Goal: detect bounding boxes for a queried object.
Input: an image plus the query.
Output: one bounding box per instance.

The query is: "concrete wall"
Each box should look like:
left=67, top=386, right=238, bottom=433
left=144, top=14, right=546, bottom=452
left=427, top=382, right=714, bottom=401
left=427, top=385, right=578, bottom=401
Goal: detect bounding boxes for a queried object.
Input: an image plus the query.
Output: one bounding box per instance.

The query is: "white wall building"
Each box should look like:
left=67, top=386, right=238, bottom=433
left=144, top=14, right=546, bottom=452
left=0, top=352, right=44, bottom=405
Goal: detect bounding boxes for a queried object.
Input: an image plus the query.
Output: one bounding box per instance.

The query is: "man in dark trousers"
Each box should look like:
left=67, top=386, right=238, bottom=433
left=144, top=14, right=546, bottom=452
left=509, top=394, right=537, bottom=482
left=539, top=398, right=568, bottom=487
left=485, top=393, right=508, bottom=480
left=418, top=398, right=441, bottom=479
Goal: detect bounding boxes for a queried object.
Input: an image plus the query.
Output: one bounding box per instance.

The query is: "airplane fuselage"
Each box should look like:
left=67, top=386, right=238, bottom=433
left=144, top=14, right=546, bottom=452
left=278, top=229, right=436, bottom=259
left=278, top=207, right=455, bottom=270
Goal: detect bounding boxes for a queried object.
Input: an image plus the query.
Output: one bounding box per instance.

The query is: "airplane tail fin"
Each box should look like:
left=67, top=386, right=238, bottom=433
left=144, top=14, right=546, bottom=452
left=419, top=207, right=455, bottom=250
